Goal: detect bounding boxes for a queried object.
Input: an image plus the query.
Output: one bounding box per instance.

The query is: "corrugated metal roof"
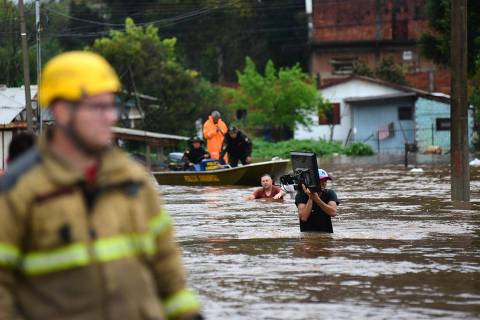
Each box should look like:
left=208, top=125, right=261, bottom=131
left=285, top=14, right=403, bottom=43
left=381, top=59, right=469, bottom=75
left=112, top=127, right=189, bottom=141
left=0, top=86, right=38, bottom=125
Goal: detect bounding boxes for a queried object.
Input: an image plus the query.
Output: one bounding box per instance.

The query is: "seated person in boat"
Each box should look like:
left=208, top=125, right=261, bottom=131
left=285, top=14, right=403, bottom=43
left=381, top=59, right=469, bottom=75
left=183, top=136, right=209, bottom=170
left=220, top=126, right=252, bottom=167
left=247, top=174, right=285, bottom=200
left=295, top=169, right=339, bottom=233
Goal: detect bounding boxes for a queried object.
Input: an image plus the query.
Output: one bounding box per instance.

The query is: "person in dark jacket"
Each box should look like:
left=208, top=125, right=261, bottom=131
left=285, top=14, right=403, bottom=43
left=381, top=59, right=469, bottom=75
left=183, top=136, right=210, bottom=170
left=220, top=126, right=252, bottom=167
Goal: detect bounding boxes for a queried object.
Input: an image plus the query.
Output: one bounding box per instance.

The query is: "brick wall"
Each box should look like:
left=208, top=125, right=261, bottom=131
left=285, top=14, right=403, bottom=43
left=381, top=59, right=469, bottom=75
left=313, top=0, right=428, bottom=42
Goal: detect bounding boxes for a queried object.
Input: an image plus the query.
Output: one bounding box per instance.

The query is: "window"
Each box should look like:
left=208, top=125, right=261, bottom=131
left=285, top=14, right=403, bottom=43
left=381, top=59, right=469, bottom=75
left=319, top=103, right=340, bottom=125
left=398, top=106, right=413, bottom=120
left=330, top=58, right=357, bottom=75
left=436, top=118, right=450, bottom=131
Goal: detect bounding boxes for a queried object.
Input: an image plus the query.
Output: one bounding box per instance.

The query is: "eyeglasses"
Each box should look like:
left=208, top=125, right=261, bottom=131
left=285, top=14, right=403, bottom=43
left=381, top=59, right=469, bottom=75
left=73, top=101, right=121, bottom=115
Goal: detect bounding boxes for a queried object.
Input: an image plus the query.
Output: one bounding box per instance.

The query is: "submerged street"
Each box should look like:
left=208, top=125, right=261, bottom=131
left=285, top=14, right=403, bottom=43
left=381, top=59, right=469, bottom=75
left=160, top=159, right=480, bottom=320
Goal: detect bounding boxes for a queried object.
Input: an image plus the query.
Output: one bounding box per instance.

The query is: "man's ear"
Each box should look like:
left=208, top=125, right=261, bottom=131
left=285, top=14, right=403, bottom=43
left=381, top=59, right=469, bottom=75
left=50, top=101, right=71, bottom=126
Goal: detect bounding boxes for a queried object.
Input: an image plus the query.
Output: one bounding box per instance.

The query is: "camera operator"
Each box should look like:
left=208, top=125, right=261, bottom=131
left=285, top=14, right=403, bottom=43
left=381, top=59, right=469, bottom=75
left=295, top=169, right=339, bottom=233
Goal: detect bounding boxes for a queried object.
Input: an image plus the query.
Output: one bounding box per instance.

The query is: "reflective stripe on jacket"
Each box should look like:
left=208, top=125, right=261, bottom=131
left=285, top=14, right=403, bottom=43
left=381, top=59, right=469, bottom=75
left=0, top=136, right=200, bottom=320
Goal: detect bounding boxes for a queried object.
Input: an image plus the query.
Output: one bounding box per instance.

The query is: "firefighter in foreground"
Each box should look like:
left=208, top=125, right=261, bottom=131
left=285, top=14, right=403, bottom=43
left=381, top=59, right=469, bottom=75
left=0, top=51, right=202, bottom=320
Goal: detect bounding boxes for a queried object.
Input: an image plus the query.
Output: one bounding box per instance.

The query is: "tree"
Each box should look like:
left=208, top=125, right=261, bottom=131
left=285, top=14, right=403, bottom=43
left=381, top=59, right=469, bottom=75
left=419, top=0, right=480, bottom=151
left=157, top=0, right=308, bottom=82
left=419, top=0, right=480, bottom=75
left=317, top=97, right=337, bottom=142
left=228, top=57, right=319, bottom=141
left=0, top=0, right=64, bottom=86
left=90, top=18, right=225, bottom=135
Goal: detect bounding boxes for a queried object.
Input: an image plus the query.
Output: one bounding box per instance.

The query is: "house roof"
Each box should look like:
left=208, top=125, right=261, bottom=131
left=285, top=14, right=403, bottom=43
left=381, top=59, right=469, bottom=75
left=320, top=75, right=451, bottom=104
left=0, top=86, right=38, bottom=125
left=112, top=127, right=188, bottom=147
left=344, top=92, right=417, bottom=104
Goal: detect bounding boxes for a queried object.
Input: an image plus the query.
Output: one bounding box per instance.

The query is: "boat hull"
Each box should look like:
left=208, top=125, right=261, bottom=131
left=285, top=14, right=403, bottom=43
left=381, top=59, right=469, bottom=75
left=152, top=160, right=289, bottom=186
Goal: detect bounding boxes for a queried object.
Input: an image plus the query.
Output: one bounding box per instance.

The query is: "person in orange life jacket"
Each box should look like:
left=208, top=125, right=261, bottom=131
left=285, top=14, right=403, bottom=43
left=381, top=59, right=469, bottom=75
left=183, top=136, right=209, bottom=170
left=0, top=51, right=202, bottom=320
left=203, top=110, right=227, bottom=159
left=247, top=173, right=286, bottom=200
left=220, top=126, right=252, bottom=167
left=295, top=169, right=339, bottom=233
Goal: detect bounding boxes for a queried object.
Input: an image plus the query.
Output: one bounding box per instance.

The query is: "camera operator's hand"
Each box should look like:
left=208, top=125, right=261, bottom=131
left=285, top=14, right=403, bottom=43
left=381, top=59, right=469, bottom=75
left=302, top=184, right=321, bottom=202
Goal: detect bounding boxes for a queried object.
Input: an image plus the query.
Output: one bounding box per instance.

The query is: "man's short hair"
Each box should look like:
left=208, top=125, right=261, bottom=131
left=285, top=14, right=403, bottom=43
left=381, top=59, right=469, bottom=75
left=211, top=110, right=221, bottom=118
left=261, top=173, right=272, bottom=180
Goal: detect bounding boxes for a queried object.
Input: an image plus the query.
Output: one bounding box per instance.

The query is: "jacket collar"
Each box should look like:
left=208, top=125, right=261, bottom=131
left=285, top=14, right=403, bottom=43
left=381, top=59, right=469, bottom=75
left=38, top=134, right=144, bottom=187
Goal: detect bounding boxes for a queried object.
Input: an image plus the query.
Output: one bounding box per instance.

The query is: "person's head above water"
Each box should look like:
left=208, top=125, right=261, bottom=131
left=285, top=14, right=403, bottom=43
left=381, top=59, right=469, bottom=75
left=260, top=174, right=273, bottom=190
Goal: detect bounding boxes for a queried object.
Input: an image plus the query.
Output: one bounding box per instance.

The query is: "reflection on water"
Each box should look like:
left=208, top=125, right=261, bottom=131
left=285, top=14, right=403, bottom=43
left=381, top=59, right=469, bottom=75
left=158, top=162, right=480, bottom=320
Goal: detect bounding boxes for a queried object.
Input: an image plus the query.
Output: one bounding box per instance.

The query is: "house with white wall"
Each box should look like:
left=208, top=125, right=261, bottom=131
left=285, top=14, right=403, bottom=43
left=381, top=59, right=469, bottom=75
left=295, top=76, right=474, bottom=154
left=0, top=85, right=37, bottom=170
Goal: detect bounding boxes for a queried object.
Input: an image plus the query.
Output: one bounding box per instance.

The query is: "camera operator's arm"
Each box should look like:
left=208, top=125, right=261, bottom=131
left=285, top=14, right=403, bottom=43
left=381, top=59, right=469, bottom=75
left=297, top=185, right=314, bottom=221
left=297, top=200, right=313, bottom=221
left=310, top=192, right=337, bottom=217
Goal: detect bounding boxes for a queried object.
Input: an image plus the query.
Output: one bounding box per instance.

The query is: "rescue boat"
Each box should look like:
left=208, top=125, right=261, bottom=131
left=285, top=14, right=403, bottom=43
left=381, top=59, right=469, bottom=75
left=152, top=159, right=289, bottom=186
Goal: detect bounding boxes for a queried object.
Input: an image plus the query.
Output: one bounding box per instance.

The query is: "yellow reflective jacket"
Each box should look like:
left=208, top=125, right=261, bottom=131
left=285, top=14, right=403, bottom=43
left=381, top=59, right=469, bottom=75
left=0, top=137, right=200, bottom=320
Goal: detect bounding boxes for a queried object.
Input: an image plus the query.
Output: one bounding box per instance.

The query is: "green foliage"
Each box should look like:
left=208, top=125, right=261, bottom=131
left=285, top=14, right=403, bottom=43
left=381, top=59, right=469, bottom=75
left=90, top=18, right=225, bottom=135
left=352, top=58, right=407, bottom=85
left=375, top=57, right=407, bottom=85
left=0, top=0, right=64, bottom=86
left=344, top=142, right=375, bottom=156
left=352, top=61, right=374, bottom=77
left=419, top=0, right=480, bottom=75
left=251, top=139, right=374, bottom=159
left=157, top=0, right=308, bottom=82
left=228, top=57, right=319, bottom=139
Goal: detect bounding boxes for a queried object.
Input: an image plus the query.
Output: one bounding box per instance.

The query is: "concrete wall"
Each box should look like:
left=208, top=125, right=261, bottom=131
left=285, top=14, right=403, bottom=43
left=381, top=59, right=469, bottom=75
left=351, top=97, right=416, bottom=154
left=0, top=130, right=12, bottom=171
left=295, top=79, right=401, bottom=142
left=414, top=97, right=474, bottom=152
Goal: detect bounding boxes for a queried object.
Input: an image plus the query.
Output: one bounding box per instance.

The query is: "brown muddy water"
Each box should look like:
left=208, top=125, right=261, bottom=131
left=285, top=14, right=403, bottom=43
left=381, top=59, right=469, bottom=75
left=158, top=157, right=480, bottom=320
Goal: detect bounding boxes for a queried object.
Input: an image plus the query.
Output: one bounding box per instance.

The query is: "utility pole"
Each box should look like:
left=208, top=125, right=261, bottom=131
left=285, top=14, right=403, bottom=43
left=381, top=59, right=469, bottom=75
left=19, top=0, right=33, bottom=131
left=36, top=0, right=42, bottom=133
left=305, top=0, right=313, bottom=74
left=450, top=0, right=470, bottom=205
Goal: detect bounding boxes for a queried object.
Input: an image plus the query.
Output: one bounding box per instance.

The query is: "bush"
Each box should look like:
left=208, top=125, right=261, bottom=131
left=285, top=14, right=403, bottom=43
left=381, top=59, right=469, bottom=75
left=344, top=142, right=375, bottom=156
left=252, top=139, right=374, bottom=159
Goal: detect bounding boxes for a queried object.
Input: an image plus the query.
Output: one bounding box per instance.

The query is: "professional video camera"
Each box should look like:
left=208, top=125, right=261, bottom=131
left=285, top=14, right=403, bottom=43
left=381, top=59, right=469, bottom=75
left=280, top=151, right=321, bottom=192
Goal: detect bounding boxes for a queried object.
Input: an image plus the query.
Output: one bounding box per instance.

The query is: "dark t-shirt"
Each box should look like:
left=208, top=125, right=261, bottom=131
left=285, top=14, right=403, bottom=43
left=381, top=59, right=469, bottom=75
left=295, top=189, right=339, bottom=233
left=253, top=185, right=283, bottom=199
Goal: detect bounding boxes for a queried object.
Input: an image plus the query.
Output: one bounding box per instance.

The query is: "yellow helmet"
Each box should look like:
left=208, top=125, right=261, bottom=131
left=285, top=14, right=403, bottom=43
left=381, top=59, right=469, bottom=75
left=38, top=51, right=120, bottom=108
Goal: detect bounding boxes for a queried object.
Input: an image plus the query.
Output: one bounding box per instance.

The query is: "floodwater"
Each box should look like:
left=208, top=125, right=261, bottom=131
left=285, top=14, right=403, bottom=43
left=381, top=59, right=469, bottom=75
left=158, top=157, right=480, bottom=320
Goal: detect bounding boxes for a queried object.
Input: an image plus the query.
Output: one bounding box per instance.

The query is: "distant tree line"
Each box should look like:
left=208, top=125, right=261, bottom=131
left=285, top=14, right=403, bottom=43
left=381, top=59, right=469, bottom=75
left=0, top=0, right=310, bottom=138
